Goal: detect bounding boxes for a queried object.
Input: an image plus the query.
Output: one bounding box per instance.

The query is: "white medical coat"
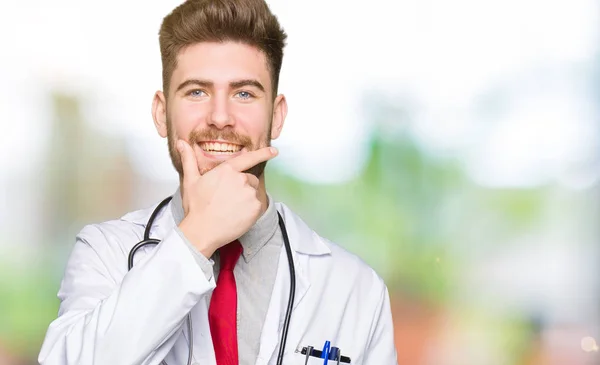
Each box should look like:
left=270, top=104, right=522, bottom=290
left=38, top=199, right=398, bottom=365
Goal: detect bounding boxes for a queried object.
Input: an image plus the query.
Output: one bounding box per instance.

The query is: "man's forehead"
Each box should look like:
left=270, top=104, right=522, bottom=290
left=173, top=41, right=271, bottom=85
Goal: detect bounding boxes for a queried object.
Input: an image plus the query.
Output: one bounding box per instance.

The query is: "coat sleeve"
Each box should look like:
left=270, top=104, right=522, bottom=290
left=38, top=223, right=214, bottom=365
left=363, top=282, right=399, bottom=364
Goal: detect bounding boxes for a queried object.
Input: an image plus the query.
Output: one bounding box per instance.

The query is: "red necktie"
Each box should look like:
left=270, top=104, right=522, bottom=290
left=209, top=240, right=243, bottom=365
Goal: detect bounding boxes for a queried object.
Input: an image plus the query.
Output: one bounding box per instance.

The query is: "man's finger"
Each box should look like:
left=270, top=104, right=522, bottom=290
left=226, top=147, right=278, bottom=172
left=178, top=140, right=201, bottom=181
left=244, top=173, right=260, bottom=189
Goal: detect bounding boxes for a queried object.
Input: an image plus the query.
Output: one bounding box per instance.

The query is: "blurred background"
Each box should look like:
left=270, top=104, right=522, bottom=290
left=1, top=0, right=599, bottom=364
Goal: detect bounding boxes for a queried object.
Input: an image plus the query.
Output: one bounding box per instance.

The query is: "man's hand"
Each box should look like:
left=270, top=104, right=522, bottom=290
left=176, top=139, right=278, bottom=258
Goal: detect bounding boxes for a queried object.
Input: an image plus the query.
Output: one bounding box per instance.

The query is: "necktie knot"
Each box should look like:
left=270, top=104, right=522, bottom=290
left=219, top=240, right=242, bottom=271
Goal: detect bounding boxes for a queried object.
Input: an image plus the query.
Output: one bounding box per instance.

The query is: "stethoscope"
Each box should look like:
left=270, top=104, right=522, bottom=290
left=127, top=196, right=296, bottom=365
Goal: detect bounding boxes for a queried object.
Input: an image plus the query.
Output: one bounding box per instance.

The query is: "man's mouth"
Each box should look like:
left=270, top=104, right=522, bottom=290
left=198, top=141, right=243, bottom=155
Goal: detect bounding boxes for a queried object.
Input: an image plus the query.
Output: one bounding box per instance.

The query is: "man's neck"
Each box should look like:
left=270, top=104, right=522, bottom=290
left=255, top=174, right=269, bottom=217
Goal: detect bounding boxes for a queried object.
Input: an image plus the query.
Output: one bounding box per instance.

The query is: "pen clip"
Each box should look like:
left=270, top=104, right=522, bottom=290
left=304, top=346, right=314, bottom=365
left=321, top=340, right=331, bottom=365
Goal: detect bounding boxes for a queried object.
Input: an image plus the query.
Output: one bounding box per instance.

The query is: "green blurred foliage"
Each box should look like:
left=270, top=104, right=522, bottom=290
left=267, top=133, right=464, bottom=304
left=0, top=261, right=60, bottom=357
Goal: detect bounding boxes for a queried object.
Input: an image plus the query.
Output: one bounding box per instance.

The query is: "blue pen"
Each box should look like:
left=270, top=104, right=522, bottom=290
left=321, top=340, right=331, bottom=365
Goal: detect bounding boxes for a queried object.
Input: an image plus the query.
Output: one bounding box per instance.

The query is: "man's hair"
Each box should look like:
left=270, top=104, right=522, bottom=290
left=159, top=0, right=287, bottom=98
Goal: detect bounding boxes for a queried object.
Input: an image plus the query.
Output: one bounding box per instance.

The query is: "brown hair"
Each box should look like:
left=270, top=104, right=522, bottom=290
left=159, top=0, right=287, bottom=98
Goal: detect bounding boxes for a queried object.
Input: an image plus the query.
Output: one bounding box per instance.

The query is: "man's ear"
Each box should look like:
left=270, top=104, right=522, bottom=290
left=271, top=94, right=287, bottom=140
left=152, top=91, right=168, bottom=138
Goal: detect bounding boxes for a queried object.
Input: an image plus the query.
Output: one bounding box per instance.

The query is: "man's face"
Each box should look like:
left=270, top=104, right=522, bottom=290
left=153, top=41, right=286, bottom=178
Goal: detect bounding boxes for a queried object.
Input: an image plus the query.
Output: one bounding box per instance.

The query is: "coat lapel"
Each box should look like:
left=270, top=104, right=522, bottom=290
left=255, top=203, right=330, bottom=365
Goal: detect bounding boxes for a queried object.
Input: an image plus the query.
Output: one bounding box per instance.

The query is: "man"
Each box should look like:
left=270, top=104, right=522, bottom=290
left=38, top=0, right=398, bottom=364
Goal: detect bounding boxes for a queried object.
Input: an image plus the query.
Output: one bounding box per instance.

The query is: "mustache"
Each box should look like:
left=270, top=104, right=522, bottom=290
left=188, top=128, right=252, bottom=147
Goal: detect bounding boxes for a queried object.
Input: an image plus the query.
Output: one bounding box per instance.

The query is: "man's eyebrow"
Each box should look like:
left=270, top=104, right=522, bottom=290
left=176, top=79, right=213, bottom=93
left=230, top=79, right=265, bottom=93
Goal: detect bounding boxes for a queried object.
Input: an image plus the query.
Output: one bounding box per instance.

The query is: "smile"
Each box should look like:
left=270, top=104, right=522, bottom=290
left=198, top=141, right=243, bottom=155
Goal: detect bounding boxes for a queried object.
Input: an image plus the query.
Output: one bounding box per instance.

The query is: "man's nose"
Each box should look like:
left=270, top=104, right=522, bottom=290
left=208, top=95, right=234, bottom=129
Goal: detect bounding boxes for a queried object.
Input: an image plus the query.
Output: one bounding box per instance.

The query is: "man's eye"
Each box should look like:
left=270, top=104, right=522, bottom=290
left=236, top=91, right=252, bottom=99
left=189, top=90, right=205, bottom=97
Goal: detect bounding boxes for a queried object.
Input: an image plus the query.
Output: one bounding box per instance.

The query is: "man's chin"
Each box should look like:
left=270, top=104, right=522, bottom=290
left=198, top=161, right=222, bottom=176
left=197, top=163, right=265, bottom=178
left=198, top=150, right=267, bottom=178
left=172, top=148, right=268, bottom=179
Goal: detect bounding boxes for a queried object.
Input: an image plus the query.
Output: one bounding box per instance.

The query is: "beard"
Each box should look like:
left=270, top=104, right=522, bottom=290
left=167, top=119, right=272, bottom=179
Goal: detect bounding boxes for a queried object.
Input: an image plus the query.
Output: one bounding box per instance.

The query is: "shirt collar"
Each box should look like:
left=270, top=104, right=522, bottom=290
left=170, top=187, right=279, bottom=262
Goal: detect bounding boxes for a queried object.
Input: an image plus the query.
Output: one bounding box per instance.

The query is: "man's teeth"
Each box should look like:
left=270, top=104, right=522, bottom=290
left=199, top=142, right=242, bottom=154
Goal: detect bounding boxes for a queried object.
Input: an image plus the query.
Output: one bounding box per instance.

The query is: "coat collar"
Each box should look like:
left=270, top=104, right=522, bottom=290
left=274, top=202, right=330, bottom=256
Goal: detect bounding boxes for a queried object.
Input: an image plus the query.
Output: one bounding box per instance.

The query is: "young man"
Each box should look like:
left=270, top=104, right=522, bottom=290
left=38, top=1, right=398, bottom=364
